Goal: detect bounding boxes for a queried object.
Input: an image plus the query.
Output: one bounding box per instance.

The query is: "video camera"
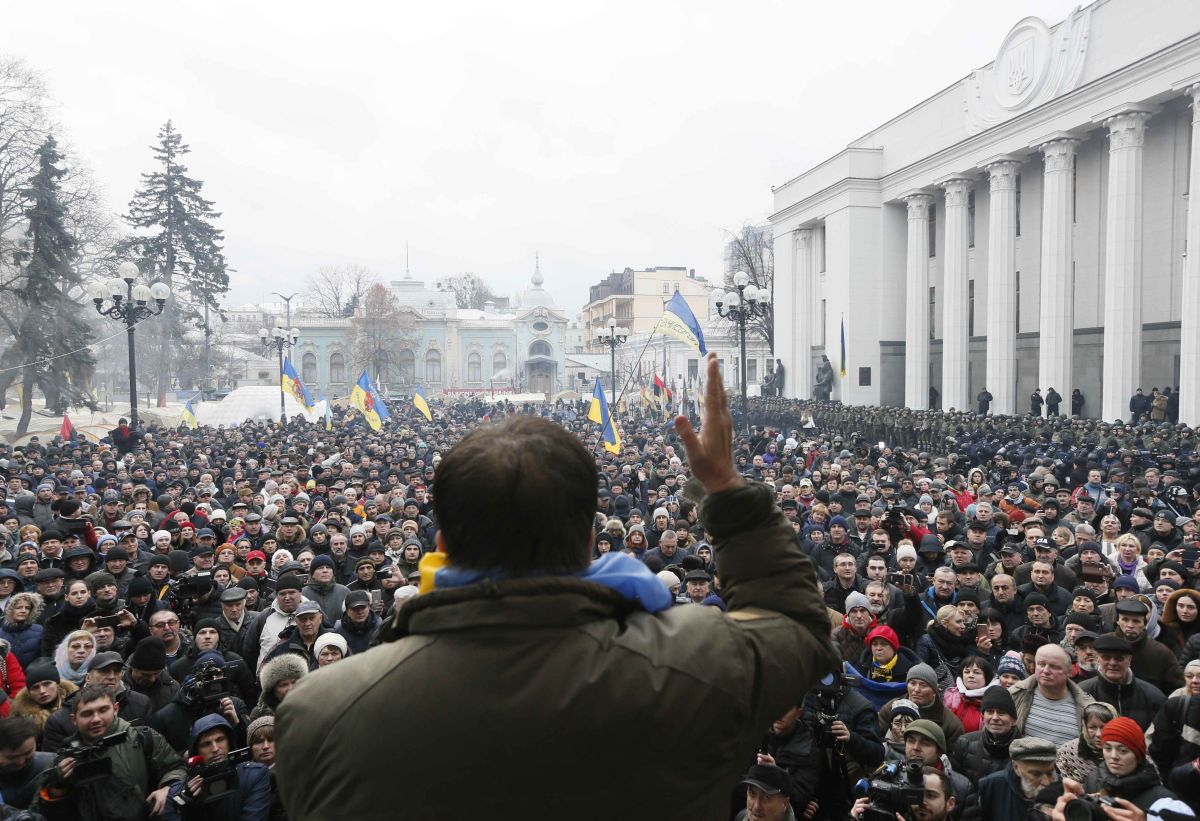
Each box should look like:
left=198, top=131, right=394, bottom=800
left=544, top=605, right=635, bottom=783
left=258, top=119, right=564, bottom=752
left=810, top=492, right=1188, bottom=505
left=184, top=658, right=231, bottom=711
left=855, top=758, right=926, bottom=821
left=55, top=730, right=126, bottom=785
left=177, top=748, right=253, bottom=805
left=1063, top=794, right=1117, bottom=821
left=174, top=572, right=214, bottom=600
left=812, top=671, right=859, bottom=748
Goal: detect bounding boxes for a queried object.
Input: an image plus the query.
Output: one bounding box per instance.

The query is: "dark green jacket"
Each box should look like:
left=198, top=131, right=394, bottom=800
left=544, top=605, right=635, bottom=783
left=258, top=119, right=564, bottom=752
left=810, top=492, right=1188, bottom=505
left=276, top=482, right=837, bottom=820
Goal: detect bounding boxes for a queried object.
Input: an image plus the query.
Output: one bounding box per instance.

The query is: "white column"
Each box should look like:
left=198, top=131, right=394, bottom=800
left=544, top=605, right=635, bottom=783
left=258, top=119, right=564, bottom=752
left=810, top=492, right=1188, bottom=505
left=1179, top=86, right=1200, bottom=425
left=773, top=229, right=796, bottom=397
left=793, top=228, right=814, bottom=398
left=810, top=225, right=825, bottom=376
left=1101, top=109, right=1153, bottom=421
left=904, top=194, right=933, bottom=409
left=985, top=159, right=1020, bottom=415
left=941, top=178, right=972, bottom=411
left=1037, top=138, right=1080, bottom=404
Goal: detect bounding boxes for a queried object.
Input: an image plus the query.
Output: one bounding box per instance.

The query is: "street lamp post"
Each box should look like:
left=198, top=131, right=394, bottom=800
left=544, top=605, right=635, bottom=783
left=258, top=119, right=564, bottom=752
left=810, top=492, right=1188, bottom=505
left=259, top=325, right=300, bottom=423
left=87, top=262, right=171, bottom=429
left=595, top=317, right=629, bottom=405
left=714, top=271, right=772, bottom=431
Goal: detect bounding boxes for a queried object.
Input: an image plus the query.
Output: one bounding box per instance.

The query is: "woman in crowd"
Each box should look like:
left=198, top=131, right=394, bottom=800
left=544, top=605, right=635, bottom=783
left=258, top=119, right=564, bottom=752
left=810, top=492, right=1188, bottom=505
left=1161, top=588, right=1200, bottom=658
left=250, top=654, right=307, bottom=721
left=1072, top=717, right=1193, bottom=820
left=0, top=591, right=43, bottom=669
left=40, top=578, right=94, bottom=657
left=9, top=659, right=75, bottom=748
left=915, top=605, right=975, bottom=687
left=53, top=629, right=95, bottom=687
left=314, top=633, right=348, bottom=667
left=941, top=655, right=995, bottom=734
left=1057, top=702, right=1117, bottom=785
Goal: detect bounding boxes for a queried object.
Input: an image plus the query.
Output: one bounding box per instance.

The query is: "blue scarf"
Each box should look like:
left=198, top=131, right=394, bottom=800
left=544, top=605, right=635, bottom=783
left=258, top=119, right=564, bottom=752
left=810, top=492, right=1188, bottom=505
left=434, top=551, right=672, bottom=613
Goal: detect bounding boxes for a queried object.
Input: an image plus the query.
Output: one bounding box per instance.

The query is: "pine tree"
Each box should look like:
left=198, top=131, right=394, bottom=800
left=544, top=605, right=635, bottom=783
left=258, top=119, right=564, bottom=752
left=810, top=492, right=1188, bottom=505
left=0, top=136, right=95, bottom=435
left=122, top=120, right=228, bottom=402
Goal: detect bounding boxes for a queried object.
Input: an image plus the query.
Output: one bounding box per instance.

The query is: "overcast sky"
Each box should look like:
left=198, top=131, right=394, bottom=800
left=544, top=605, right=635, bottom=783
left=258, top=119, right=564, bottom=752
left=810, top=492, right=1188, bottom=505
left=3, top=0, right=1081, bottom=313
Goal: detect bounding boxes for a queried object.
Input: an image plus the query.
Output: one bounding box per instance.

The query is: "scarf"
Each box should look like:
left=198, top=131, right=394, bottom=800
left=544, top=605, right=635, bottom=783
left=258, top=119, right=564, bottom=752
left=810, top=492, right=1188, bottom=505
left=428, top=551, right=673, bottom=613
left=1097, top=760, right=1161, bottom=799
left=869, top=654, right=899, bottom=681
left=953, top=675, right=995, bottom=700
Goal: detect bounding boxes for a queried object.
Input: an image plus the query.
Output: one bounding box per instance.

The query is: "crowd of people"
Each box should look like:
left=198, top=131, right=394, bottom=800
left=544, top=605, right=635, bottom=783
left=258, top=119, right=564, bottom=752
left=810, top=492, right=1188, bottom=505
left=0, top=369, right=1198, bottom=819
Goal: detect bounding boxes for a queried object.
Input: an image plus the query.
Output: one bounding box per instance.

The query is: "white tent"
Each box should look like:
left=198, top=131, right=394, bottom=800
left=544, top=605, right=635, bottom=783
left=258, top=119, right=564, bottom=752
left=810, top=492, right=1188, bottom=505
left=193, top=387, right=327, bottom=427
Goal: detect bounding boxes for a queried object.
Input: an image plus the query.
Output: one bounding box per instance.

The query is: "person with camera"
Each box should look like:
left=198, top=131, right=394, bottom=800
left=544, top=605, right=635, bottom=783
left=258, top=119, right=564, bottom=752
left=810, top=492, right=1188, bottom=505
left=240, top=576, right=304, bottom=674
left=150, top=654, right=250, bottom=755
left=1053, top=717, right=1195, bottom=821
left=974, top=736, right=1060, bottom=821
left=849, top=766, right=957, bottom=821
left=42, top=651, right=153, bottom=753
left=32, top=685, right=186, bottom=820
left=895, top=719, right=973, bottom=818
left=162, top=714, right=270, bottom=821
left=168, top=621, right=256, bottom=706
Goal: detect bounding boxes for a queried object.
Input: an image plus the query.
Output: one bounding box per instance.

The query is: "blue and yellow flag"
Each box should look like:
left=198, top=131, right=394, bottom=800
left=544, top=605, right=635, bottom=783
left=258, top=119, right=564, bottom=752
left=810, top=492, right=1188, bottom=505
left=319, top=393, right=332, bottom=431
left=413, top=385, right=432, bottom=422
left=350, top=371, right=389, bottom=431
left=180, top=400, right=198, bottom=430
left=839, top=316, right=847, bottom=377
left=282, top=357, right=315, bottom=411
left=655, top=291, right=707, bottom=355
left=588, top=380, right=622, bottom=455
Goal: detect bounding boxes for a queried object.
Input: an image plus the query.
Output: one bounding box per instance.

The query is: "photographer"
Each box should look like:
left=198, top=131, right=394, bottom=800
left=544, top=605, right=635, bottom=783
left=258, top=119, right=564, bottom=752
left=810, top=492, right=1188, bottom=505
left=150, top=654, right=250, bottom=754
left=32, top=685, right=186, bottom=820
left=163, top=714, right=269, bottom=821
left=850, top=766, right=956, bottom=821
left=796, top=671, right=885, bottom=819
left=42, top=652, right=153, bottom=753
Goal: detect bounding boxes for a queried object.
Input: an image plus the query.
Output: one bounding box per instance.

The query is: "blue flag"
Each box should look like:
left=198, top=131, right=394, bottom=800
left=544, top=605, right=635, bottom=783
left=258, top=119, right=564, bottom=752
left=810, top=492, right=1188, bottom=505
left=655, top=291, right=707, bottom=354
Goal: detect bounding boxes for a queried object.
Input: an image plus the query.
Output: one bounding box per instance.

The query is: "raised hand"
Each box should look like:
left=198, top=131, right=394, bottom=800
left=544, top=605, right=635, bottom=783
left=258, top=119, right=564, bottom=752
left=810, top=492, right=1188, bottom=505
left=675, top=352, right=742, bottom=495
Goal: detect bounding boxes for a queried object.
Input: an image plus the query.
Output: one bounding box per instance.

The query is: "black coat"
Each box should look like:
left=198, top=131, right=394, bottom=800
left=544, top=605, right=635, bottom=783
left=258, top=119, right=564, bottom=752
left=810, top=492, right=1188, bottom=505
left=149, top=688, right=251, bottom=754
left=951, top=728, right=1020, bottom=784
left=42, top=686, right=153, bottom=753
left=1078, top=673, right=1165, bottom=728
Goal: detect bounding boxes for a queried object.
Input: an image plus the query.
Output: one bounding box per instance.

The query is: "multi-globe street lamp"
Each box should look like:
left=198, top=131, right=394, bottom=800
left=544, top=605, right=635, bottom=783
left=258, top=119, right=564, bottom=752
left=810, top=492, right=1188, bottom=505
left=714, top=271, right=771, bottom=430
left=87, top=262, right=171, bottom=429
left=259, top=325, right=301, bottom=423
left=595, top=317, right=629, bottom=405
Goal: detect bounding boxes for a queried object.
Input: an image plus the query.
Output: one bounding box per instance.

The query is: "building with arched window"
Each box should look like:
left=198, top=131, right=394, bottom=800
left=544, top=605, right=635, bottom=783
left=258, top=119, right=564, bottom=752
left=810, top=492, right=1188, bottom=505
left=222, top=260, right=569, bottom=400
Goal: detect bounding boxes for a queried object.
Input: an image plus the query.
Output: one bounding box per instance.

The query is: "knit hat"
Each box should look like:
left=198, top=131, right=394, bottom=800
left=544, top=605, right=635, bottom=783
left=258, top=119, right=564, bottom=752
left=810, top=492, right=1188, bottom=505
left=313, top=632, right=348, bottom=658
left=955, top=588, right=980, bottom=605
left=866, top=624, right=900, bottom=651
left=844, top=592, right=871, bottom=613
left=1024, top=592, right=1049, bottom=611
left=896, top=545, right=918, bottom=562
left=86, top=571, right=117, bottom=594
left=890, top=698, right=921, bottom=721
left=904, top=719, right=946, bottom=752
left=996, top=652, right=1027, bottom=679
left=1155, top=578, right=1182, bottom=592
left=655, top=570, right=680, bottom=590
left=127, top=576, right=154, bottom=598
left=906, top=663, right=939, bottom=690
left=1101, top=717, right=1147, bottom=760
left=980, top=684, right=1017, bottom=718
left=309, top=554, right=335, bottom=572
left=275, top=573, right=303, bottom=592
left=918, top=534, right=944, bottom=554
left=24, top=659, right=58, bottom=687
left=246, top=715, right=275, bottom=743
left=129, top=637, right=168, bottom=671
left=195, top=618, right=221, bottom=634
left=1113, top=576, right=1140, bottom=592
left=829, top=515, right=848, bottom=529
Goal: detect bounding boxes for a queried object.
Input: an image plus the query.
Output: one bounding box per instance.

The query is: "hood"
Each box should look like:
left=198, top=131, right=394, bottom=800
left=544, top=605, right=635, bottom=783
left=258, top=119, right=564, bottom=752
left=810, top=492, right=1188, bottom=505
left=13, top=496, right=33, bottom=515
left=189, top=713, right=234, bottom=754
left=3, top=592, right=43, bottom=626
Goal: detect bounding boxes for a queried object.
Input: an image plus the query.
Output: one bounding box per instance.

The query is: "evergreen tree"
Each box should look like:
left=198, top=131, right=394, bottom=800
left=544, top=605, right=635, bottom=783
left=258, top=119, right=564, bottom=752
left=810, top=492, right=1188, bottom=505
left=122, top=120, right=228, bottom=401
left=0, top=136, right=95, bottom=435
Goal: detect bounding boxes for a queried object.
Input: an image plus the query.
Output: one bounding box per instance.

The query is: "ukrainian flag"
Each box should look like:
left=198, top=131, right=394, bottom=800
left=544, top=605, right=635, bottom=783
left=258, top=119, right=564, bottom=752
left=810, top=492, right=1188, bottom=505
left=350, top=371, right=388, bottom=431
left=413, top=385, right=432, bottom=422
left=180, top=400, right=199, bottom=430
left=281, top=357, right=315, bottom=411
left=588, top=381, right=622, bottom=455
left=655, top=291, right=707, bottom=355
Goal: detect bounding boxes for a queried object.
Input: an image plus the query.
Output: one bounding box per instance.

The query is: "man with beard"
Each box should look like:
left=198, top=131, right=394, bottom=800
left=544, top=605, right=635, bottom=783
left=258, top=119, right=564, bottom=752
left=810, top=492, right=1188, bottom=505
left=951, top=685, right=1022, bottom=783
left=975, top=736, right=1060, bottom=821
left=851, top=768, right=957, bottom=821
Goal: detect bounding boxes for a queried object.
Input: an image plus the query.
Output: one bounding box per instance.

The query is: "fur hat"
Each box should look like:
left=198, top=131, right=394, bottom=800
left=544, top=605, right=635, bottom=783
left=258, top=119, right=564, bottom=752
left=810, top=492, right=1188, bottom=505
left=259, top=653, right=308, bottom=693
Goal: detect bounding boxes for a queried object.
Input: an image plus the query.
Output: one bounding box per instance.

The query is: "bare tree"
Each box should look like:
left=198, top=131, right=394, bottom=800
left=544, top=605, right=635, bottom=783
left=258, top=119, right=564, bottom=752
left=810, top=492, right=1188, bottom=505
left=349, top=283, right=418, bottom=392
left=437, top=272, right=499, bottom=310
left=722, top=223, right=774, bottom=351
left=304, top=264, right=376, bottom=318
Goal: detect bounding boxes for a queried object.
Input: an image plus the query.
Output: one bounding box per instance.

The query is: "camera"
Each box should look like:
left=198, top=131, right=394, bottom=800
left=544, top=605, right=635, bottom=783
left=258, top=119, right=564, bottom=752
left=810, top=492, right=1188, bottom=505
left=855, top=758, right=926, bottom=821
left=55, top=730, right=126, bottom=785
left=176, top=747, right=253, bottom=805
left=185, top=659, right=230, bottom=711
left=175, top=572, right=214, bottom=599
left=377, top=567, right=393, bottom=579
left=888, top=572, right=914, bottom=588
left=1063, top=794, right=1116, bottom=821
left=812, top=671, right=859, bottom=748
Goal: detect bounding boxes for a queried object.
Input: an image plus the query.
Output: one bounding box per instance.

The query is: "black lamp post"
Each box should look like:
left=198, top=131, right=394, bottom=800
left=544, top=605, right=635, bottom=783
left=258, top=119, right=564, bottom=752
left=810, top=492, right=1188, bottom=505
left=715, top=271, right=772, bottom=430
left=87, top=262, right=171, bottom=429
left=258, top=325, right=300, bottom=422
left=595, top=317, right=629, bottom=405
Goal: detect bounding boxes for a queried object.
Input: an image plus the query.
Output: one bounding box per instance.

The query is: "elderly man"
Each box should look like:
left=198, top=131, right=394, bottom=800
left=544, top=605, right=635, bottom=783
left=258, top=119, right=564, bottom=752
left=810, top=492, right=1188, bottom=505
left=881, top=664, right=965, bottom=749
left=832, top=591, right=877, bottom=663
left=951, top=685, right=1022, bottom=783
left=1009, top=644, right=1094, bottom=746
left=1078, top=634, right=1165, bottom=726
left=1113, top=598, right=1184, bottom=694
left=975, top=736, right=1060, bottom=821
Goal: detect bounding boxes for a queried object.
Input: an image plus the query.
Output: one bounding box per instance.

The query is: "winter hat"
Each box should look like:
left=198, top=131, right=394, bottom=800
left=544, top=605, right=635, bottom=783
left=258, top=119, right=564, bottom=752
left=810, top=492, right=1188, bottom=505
left=955, top=588, right=980, bottom=605
left=275, top=574, right=303, bottom=592
left=866, top=624, right=899, bottom=651
left=313, top=633, right=348, bottom=658
left=896, top=545, right=918, bottom=562
left=996, top=652, right=1027, bottom=679
left=655, top=570, right=680, bottom=590
left=86, top=572, right=117, bottom=594
left=890, top=698, right=920, bottom=721
left=24, top=659, right=58, bottom=687
left=906, top=663, right=939, bottom=690
left=918, top=535, right=944, bottom=554
left=1113, top=576, right=1140, bottom=592
left=1155, top=578, right=1182, bottom=592
left=309, top=555, right=335, bottom=572
left=1101, top=717, right=1147, bottom=760
left=980, top=685, right=1018, bottom=718
left=195, top=618, right=221, bottom=634
left=844, top=592, right=871, bottom=613
left=829, top=516, right=848, bottom=529
left=246, top=715, right=275, bottom=743
left=904, top=719, right=946, bottom=752
left=129, top=637, right=168, bottom=671
left=127, top=576, right=154, bottom=598
left=193, top=650, right=225, bottom=670
left=1024, top=593, right=1049, bottom=611
left=259, top=653, right=308, bottom=693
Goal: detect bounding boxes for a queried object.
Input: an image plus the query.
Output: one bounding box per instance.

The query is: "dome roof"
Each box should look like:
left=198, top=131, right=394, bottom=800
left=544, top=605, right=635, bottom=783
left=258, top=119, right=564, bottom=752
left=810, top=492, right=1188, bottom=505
left=521, top=254, right=555, bottom=308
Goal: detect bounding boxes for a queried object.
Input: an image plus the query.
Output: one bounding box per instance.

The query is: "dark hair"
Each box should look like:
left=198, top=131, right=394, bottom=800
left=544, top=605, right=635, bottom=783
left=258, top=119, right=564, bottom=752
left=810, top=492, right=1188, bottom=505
left=432, top=416, right=594, bottom=574
left=961, top=655, right=995, bottom=681
left=923, top=766, right=951, bottom=801
left=72, top=685, right=115, bottom=714
left=0, top=716, right=37, bottom=750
